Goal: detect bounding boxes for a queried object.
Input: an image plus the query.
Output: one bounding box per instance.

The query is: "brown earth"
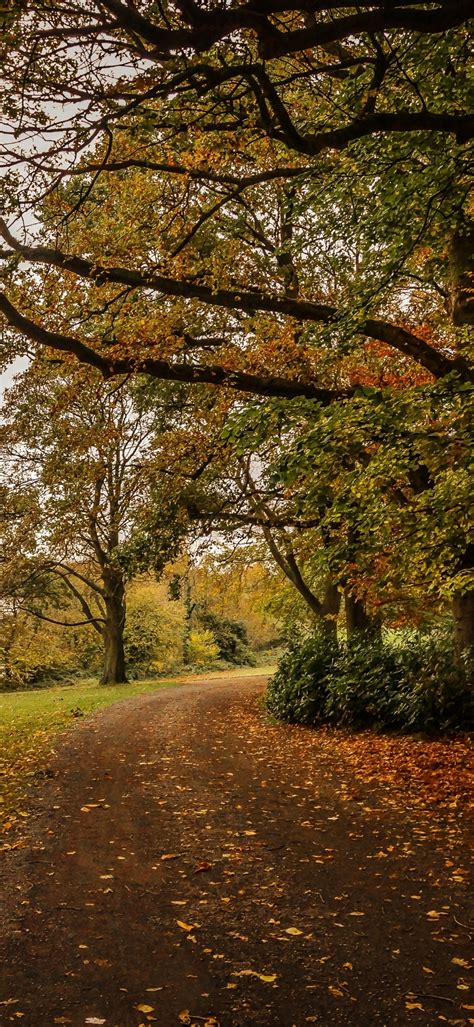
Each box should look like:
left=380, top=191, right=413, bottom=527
left=0, top=675, right=473, bottom=1027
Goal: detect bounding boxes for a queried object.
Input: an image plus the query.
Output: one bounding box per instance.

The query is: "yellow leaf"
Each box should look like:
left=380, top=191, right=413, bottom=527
left=406, top=1003, right=424, bottom=1010
left=178, top=1012, right=191, bottom=1025
left=452, top=958, right=471, bottom=968
left=343, top=962, right=353, bottom=970
left=328, top=985, right=344, bottom=998
left=232, top=970, right=277, bottom=983
left=135, top=1005, right=154, bottom=1014
left=285, top=927, right=303, bottom=936
left=176, top=920, right=195, bottom=932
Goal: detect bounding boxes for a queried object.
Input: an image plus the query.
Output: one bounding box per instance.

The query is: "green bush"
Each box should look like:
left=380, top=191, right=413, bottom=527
left=266, top=631, right=473, bottom=734
left=325, top=638, right=402, bottom=728
left=266, top=633, right=339, bottom=724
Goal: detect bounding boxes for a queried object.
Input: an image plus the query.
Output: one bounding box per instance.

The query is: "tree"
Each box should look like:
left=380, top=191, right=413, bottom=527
left=0, top=361, right=184, bottom=683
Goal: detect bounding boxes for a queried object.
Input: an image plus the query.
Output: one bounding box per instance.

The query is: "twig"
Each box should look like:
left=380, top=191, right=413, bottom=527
left=453, top=915, right=474, bottom=931
left=411, top=993, right=455, bottom=1006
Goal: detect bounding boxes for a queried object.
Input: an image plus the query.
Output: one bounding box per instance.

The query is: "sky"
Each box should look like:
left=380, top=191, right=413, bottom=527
left=0, top=357, right=29, bottom=398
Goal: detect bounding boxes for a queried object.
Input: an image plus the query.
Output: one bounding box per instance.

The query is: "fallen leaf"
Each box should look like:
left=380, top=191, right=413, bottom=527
left=452, top=958, right=471, bottom=969
left=231, top=970, right=276, bottom=983
left=285, top=927, right=303, bottom=936
left=178, top=1012, right=191, bottom=1025
left=135, top=1005, right=154, bottom=1014
left=405, top=1002, right=424, bottom=1011
left=176, top=920, right=195, bottom=932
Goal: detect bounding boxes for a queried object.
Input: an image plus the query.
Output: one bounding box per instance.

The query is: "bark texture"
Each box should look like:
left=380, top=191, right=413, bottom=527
left=100, top=569, right=127, bottom=684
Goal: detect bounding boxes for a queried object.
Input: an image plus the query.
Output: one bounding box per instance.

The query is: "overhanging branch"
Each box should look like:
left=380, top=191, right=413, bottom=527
left=0, top=292, right=344, bottom=403
left=1, top=222, right=470, bottom=381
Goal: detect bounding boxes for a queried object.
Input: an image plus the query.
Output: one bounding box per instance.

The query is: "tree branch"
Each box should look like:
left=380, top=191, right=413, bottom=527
left=1, top=224, right=470, bottom=380
left=0, top=291, right=347, bottom=403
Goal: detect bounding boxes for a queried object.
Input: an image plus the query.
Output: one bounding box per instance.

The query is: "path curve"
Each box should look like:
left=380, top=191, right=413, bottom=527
left=1, top=675, right=472, bottom=1026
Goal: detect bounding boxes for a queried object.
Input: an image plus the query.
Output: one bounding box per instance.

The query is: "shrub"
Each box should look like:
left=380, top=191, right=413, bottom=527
left=124, top=592, right=185, bottom=676
left=266, top=633, right=339, bottom=724
left=266, top=630, right=473, bottom=734
left=325, top=637, right=402, bottom=728
left=197, top=604, right=256, bottom=665
left=187, top=629, right=219, bottom=667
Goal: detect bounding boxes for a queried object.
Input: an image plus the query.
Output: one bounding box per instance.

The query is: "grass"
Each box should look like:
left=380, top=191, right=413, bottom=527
left=0, top=666, right=275, bottom=837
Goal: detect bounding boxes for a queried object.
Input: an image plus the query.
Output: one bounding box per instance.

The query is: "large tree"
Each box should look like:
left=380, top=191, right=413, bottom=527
left=0, top=362, right=186, bottom=683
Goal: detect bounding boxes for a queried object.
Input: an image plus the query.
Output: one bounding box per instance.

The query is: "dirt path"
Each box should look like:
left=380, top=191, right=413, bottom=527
left=1, top=676, right=472, bottom=1027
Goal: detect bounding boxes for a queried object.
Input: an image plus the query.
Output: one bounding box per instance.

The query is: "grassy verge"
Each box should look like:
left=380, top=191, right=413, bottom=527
left=0, top=677, right=179, bottom=836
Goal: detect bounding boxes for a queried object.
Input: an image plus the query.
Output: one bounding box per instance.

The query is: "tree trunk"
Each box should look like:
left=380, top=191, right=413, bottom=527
left=448, top=221, right=473, bottom=663
left=452, top=590, right=474, bottom=659
left=100, top=570, right=127, bottom=684
left=449, top=216, right=474, bottom=326
left=182, top=576, right=194, bottom=666
left=345, top=592, right=382, bottom=640
left=320, top=579, right=341, bottom=640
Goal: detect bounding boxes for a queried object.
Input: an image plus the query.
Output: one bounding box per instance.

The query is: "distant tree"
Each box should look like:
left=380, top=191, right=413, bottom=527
left=0, top=362, right=184, bottom=683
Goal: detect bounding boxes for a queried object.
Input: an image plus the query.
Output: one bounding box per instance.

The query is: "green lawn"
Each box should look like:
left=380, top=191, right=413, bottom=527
left=0, top=677, right=179, bottom=836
